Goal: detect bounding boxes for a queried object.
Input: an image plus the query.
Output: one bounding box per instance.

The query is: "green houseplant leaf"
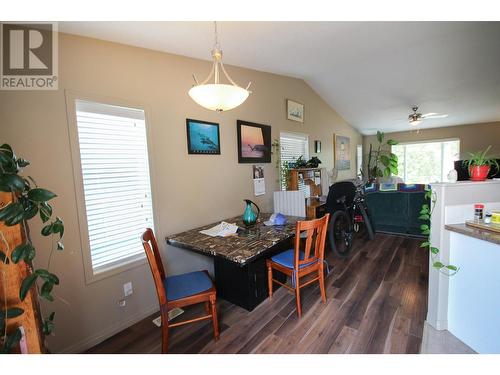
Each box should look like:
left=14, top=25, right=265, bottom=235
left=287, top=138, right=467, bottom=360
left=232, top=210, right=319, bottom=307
left=42, top=312, right=56, bottom=336
left=19, top=273, right=38, bottom=301
left=380, top=154, right=390, bottom=167
left=0, top=307, right=25, bottom=332
left=1, top=327, right=22, bottom=353
left=27, top=188, right=57, bottom=202
left=39, top=202, right=52, bottom=223
left=0, top=174, right=26, bottom=192
left=11, top=243, right=36, bottom=264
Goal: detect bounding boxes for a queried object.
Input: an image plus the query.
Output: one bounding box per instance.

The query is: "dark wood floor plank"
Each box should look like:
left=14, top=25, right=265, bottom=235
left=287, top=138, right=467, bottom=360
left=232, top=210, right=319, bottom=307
left=329, top=326, right=358, bottom=354
left=85, top=233, right=429, bottom=354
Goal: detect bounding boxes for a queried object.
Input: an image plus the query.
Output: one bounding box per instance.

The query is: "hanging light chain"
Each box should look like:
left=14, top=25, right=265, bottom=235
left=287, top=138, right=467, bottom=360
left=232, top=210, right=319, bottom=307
left=214, top=21, right=220, bottom=50
left=191, top=21, right=251, bottom=92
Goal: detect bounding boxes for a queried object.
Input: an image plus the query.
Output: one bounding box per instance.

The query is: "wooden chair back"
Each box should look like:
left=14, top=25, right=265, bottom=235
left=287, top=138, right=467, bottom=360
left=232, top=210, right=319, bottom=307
left=142, top=228, right=168, bottom=306
left=294, top=214, right=330, bottom=270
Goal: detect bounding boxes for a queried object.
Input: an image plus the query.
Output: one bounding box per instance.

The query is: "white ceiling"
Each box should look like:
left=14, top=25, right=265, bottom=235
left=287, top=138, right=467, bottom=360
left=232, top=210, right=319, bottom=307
left=59, top=21, right=500, bottom=135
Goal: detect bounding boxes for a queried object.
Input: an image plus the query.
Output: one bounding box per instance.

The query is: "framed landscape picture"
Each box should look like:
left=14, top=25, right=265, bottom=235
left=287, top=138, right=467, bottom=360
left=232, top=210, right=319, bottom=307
left=186, top=119, right=221, bottom=155
left=237, top=120, right=272, bottom=163
left=334, top=134, right=351, bottom=170
left=286, top=99, right=304, bottom=123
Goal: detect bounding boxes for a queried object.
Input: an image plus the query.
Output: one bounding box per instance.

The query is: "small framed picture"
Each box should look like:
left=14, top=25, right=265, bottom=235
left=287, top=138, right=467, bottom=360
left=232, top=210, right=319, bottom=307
left=286, top=99, right=304, bottom=123
left=315, top=140, right=321, bottom=153
left=334, top=134, right=351, bottom=170
left=237, top=120, right=272, bottom=163
left=186, top=119, right=221, bottom=155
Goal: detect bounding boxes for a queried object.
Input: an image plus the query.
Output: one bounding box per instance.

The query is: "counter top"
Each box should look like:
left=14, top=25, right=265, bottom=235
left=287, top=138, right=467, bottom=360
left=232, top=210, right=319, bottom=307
left=431, top=179, right=500, bottom=188
left=445, top=223, right=500, bottom=246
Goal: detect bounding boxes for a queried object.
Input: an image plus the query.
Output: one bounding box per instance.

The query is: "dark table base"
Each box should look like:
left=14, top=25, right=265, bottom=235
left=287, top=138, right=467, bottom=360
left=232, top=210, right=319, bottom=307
left=214, top=240, right=291, bottom=311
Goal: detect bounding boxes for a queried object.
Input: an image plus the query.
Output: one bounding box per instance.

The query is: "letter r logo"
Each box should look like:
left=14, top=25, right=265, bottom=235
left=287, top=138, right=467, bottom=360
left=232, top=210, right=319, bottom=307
left=2, top=23, right=53, bottom=75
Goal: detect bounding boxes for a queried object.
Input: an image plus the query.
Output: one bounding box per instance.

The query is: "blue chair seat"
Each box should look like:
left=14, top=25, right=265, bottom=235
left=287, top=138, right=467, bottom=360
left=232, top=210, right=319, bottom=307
left=271, top=249, right=318, bottom=269
left=163, top=271, right=213, bottom=301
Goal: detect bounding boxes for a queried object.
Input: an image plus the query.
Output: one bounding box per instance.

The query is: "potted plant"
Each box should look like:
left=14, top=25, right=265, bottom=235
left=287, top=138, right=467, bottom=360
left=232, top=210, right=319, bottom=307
left=0, top=143, right=64, bottom=353
left=306, top=156, right=322, bottom=168
left=366, top=131, right=399, bottom=182
left=463, top=145, right=499, bottom=181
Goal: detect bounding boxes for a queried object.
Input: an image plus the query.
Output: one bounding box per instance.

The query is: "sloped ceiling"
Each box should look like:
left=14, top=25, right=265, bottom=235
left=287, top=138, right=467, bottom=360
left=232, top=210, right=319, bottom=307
left=59, top=21, right=500, bottom=134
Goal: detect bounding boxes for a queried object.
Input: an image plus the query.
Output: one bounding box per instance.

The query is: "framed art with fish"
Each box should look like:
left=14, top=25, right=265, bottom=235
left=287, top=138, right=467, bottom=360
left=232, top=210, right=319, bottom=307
left=237, top=120, right=272, bottom=163
left=186, top=118, right=221, bottom=155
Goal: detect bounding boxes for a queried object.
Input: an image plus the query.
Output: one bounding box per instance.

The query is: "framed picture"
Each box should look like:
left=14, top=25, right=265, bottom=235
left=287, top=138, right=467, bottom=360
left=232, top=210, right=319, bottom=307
left=186, top=118, right=221, bottom=155
left=315, top=140, right=321, bottom=153
left=237, top=120, right=272, bottom=163
left=286, top=99, right=304, bottom=123
left=334, top=134, right=351, bottom=170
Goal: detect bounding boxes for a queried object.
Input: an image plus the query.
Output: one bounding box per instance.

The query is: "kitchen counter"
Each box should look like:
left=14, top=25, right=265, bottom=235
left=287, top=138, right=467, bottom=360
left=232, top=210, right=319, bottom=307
left=445, top=223, right=500, bottom=246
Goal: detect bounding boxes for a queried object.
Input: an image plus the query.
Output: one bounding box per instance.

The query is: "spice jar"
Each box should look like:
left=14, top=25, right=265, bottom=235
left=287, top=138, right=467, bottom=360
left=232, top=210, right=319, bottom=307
left=484, top=212, right=492, bottom=224
left=474, top=204, right=484, bottom=221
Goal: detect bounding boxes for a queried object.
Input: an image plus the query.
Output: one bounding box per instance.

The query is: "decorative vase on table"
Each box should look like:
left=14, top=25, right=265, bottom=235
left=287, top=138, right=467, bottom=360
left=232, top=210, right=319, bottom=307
left=242, top=199, right=260, bottom=227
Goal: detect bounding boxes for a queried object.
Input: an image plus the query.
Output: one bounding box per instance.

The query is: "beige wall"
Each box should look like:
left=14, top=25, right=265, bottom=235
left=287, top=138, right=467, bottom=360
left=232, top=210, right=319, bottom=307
left=363, top=122, right=500, bottom=162
left=0, top=33, right=361, bottom=353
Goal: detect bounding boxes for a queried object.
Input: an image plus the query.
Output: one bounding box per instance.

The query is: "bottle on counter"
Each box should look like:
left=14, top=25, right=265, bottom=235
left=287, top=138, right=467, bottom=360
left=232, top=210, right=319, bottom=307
left=484, top=212, right=492, bottom=224
left=474, top=204, right=484, bottom=222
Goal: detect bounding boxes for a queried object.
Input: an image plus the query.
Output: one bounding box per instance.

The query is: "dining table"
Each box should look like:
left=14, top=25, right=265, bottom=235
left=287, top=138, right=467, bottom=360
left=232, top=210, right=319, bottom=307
left=166, top=213, right=302, bottom=311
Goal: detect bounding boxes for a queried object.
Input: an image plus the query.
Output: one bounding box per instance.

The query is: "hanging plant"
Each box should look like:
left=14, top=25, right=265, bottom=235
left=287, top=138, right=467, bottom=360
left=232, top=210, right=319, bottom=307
left=271, top=139, right=291, bottom=189
left=0, top=143, right=64, bottom=353
left=419, top=186, right=459, bottom=275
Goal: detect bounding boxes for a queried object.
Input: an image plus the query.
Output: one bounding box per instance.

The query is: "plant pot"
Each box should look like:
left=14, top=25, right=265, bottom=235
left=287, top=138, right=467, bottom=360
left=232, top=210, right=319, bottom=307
left=469, top=165, right=490, bottom=181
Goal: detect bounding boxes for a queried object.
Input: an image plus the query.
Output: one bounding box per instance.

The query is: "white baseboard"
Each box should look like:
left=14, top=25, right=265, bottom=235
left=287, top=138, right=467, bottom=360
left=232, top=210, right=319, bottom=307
left=59, top=303, right=159, bottom=354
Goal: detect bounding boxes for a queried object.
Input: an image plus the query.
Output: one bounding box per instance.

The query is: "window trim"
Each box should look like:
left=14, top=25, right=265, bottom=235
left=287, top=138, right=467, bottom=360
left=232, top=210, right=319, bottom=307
left=65, top=91, right=159, bottom=284
left=391, top=138, right=460, bottom=184
left=391, top=137, right=460, bottom=147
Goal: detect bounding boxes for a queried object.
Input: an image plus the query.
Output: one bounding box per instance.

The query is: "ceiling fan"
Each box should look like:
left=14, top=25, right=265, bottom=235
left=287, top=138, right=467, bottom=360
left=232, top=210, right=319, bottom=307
left=408, top=106, right=448, bottom=126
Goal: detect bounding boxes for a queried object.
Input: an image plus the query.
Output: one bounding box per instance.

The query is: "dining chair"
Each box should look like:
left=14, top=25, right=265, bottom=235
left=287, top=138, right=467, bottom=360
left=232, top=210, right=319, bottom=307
left=266, top=214, right=330, bottom=317
left=141, top=228, right=219, bottom=353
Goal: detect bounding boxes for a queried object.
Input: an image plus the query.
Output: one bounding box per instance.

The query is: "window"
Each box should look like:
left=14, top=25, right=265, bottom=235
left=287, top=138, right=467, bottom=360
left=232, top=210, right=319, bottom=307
left=356, top=144, right=363, bottom=177
left=73, top=99, right=154, bottom=276
left=392, top=139, right=460, bottom=184
left=280, top=132, right=309, bottom=191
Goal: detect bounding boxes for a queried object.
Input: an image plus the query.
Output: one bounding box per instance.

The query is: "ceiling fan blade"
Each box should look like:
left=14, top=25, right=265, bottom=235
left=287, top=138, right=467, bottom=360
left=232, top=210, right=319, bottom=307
left=422, top=113, right=449, bottom=119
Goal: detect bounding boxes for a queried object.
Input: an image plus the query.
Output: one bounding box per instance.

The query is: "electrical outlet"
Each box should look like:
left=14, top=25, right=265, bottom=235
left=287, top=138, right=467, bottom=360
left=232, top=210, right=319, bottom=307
left=123, top=282, right=133, bottom=297
left=118, top=299, right=126, bottom=307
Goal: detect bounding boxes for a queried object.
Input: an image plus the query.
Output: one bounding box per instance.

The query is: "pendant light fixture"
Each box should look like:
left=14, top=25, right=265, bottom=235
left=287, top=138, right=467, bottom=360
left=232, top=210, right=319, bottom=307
left=188, top=22, right=252, bottom=112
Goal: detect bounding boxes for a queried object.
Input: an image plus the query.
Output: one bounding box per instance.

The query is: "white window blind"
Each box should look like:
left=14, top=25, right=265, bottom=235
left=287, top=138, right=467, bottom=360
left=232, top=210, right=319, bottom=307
left=75, top=100, right=154, bottom=274
left=280, top=132, right=309, bottom=166
left=280, top=132, right=309, bottom=191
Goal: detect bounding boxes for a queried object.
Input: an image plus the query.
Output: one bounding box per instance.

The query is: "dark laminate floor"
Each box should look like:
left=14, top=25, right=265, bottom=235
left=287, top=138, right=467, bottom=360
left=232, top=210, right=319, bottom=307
left=86, top=232, right=428, bottom=354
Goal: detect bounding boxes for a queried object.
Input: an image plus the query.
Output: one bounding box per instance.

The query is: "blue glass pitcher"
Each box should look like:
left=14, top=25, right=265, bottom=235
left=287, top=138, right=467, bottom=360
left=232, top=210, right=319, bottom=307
left=242, top=199, right=260, bottom=226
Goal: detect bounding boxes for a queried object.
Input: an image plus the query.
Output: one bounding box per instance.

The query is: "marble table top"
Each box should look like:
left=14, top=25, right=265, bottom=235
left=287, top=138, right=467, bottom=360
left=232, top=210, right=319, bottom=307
left=166, top=213, right=302, bottom=266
